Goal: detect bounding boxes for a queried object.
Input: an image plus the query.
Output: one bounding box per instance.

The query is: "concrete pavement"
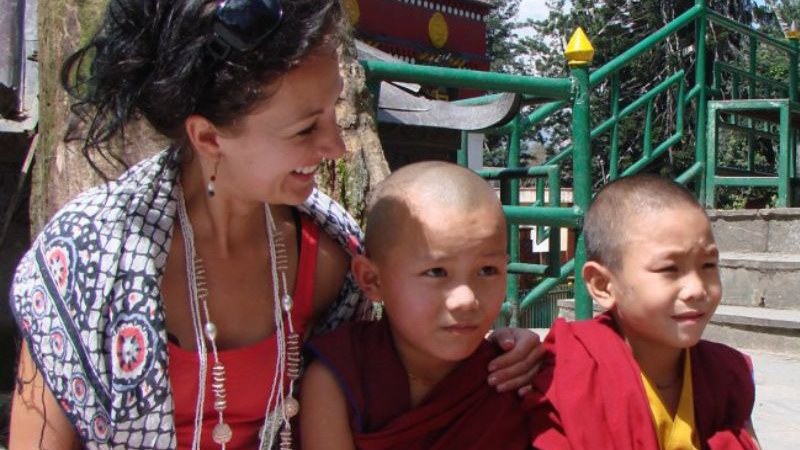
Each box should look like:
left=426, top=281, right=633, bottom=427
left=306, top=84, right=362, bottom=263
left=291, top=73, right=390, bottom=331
left=747, top=348, right=800, bottom=450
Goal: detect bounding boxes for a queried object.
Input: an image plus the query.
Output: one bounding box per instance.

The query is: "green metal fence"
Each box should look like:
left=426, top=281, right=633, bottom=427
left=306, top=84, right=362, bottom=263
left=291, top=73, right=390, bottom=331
left=361, top=0, right=799, bottom=327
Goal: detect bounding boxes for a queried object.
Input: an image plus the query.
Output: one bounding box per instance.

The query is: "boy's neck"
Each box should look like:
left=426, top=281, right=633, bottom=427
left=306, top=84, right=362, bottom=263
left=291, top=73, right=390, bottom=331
left=627, top=337, right=685, bottom=388
left=403, top=356, right=458, bottom=408
left=388, top=328, right=461, bottom=406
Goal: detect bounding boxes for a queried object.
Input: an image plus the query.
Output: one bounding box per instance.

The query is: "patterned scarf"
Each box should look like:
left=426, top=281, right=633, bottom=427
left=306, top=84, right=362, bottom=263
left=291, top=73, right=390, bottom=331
left=10, top=149, right=371, bottom=449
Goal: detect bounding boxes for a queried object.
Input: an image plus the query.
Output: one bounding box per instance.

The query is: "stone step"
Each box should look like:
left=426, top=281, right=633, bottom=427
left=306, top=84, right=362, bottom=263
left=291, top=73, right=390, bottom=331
left=704, top=305, right=800, bottom=355
left=719, top=252, right=800, bottom=310
left=708, top=208, right=800, bottom=253
left=556, top=300, right=800, bottom=356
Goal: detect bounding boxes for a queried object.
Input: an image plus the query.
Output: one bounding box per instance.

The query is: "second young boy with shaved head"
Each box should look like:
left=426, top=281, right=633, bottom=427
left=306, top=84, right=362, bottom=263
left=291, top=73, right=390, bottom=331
left=299, top=161, right=529, bottom=450
left=525, top=174, right=760, bottom=450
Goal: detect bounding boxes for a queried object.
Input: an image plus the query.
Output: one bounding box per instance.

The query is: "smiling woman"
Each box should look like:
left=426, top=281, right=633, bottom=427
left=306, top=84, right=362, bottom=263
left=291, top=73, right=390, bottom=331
left=7, top=1, right=542, bottom=449
left=10, top=1, right=369, bottom=449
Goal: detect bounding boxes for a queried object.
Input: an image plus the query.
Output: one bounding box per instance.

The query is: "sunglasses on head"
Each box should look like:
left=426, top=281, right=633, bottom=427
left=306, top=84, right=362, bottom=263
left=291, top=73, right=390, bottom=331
left=208, top=0, right=284, bottom=60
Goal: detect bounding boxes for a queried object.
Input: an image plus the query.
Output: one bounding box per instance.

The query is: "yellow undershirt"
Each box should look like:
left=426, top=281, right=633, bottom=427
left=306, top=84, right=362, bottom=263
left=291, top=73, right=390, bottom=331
left=640, top=350, right=701, bottom=450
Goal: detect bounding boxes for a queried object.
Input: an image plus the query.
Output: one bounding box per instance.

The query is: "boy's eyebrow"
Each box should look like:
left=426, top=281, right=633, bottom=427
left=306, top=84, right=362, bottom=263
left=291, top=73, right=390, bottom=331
left=421, top=249, right=507, bottom=261
left=649, top=244, right=719, bottom=260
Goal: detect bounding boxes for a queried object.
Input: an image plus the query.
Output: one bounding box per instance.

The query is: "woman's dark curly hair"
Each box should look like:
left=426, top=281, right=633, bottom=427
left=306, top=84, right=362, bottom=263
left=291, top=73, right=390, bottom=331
left=61, top=0, right=344, bottom=174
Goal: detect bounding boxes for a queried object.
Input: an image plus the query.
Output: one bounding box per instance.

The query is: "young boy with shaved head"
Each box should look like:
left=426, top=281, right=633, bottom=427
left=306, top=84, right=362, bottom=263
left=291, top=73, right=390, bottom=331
left=525, top=174, right=760, bottom=450
left=299, top=161, right=529, bottom=450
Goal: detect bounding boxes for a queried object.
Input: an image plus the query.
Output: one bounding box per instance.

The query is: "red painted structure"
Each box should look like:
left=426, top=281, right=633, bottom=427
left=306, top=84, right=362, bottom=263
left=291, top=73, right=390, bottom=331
left=348, top=0, right=492, bottom=76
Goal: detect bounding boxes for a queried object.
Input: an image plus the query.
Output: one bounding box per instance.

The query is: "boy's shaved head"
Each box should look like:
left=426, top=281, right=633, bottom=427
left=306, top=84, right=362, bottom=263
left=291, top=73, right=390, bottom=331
left=584, top=174, right=706, bottom=270
left=365, top=161, right=504, bottom=261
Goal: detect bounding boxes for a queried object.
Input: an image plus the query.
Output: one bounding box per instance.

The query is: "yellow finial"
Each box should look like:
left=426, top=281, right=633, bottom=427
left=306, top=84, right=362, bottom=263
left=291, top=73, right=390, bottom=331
left=565, top=27, right=595, bottom=67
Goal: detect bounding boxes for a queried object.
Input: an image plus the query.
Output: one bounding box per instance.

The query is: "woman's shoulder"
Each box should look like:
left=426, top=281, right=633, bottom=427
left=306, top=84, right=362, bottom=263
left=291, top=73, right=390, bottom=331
left=297, top=190, right=374, bottom=330
left=12, top=149, right=178, bottom=324
left=297, top=189, right=364, bottom=257
left=50, top=149, right=178, bottom=228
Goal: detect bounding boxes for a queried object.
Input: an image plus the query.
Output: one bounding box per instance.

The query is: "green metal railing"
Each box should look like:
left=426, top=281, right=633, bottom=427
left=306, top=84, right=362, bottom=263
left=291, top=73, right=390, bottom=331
left=361, top=0, right=799, bottom=326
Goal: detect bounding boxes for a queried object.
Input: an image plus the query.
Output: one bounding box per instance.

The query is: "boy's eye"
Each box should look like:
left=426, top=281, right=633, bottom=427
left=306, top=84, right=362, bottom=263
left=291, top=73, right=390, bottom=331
left=423, top=268, right=447, bottom=278
left=655, top=265, right=678, bottom=273
left=702, top=261, right=718, bottom=270
left=478, top=266, right=500, bottom=276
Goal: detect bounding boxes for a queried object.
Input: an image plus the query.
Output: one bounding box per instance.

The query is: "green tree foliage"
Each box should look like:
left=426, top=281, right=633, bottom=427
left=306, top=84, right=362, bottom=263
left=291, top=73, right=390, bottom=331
left=503, top=1, right=756, bottom=188
left=486, top=0, right=526, bottom=73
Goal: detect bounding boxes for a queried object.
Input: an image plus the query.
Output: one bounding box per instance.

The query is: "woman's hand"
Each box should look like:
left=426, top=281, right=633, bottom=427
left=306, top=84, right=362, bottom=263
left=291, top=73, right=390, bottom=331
left=486, top=328, right=545, bottom=396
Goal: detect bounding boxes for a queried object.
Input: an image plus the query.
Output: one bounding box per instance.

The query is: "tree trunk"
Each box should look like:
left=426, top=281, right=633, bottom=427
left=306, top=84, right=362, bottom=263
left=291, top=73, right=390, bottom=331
left=322, top=32, right=390, bottom=227
left=32, top=0, right=164, bottom=234
left=32, top=2, right=387, bottom=234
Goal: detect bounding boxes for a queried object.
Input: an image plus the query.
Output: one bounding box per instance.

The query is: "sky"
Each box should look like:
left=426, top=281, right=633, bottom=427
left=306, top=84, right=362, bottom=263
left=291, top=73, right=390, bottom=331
left=516, top=1, right=556, bottom=38
left=517, top=0, right=551, bottom=23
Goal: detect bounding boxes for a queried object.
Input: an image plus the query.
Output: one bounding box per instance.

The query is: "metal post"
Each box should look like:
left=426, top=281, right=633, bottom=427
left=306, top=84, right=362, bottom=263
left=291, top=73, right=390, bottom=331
left=609, top=74, right=621, bottom=180
left=789, top=39, right=798, bottom=103
left=506, top=116, right=522, bottom=327
left=779, top=104, right=791, bottom=206
left=571, top=65, right=592, bottom=320
left=566, top=28, right=594, bottom=321
left=747, top=37, right=757, bottom=171
left=458, top=130, right=468, bottom=167
left=695, top=0, right=709, bottom=201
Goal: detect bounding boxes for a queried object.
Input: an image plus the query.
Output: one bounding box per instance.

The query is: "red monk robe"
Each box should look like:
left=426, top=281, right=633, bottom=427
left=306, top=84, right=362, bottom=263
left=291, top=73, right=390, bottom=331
left=304, top=318, right=530, bottom=450
left=523, top=312, right=758, bottom=450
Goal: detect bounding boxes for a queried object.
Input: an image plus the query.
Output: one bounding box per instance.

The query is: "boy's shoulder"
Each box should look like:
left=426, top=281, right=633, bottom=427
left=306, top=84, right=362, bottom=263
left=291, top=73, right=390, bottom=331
left=546, top=315, right=753, bottom=376
left=693, top=338, right=754, bottom=376
left=545, top=313, right=624, bottom=348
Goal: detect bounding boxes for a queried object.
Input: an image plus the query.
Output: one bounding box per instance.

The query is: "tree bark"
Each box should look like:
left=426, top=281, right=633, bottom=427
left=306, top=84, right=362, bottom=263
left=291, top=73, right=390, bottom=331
left=32, top=2, right=387, bottom=234
left=32, top=0, right=164, bottom=234
left=321, top=33, right=390, bottom=227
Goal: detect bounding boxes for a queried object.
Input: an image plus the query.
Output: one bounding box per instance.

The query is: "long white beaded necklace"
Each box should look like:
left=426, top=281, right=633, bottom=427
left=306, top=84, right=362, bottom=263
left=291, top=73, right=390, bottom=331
left=176, top=186, right=301, bottom=450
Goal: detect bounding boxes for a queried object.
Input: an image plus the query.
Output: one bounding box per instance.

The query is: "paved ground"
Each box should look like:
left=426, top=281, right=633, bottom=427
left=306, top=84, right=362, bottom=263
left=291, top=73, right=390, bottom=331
left=747, top=348, right=800, bottom=450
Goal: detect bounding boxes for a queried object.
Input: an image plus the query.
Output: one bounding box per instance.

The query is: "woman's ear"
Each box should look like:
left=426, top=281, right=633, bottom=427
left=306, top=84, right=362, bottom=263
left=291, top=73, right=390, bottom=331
left=351, top=255, right=382, bottom=301
left=185, top=114, right=222, bottom=160
left=582, top=261, right=617, bottom=310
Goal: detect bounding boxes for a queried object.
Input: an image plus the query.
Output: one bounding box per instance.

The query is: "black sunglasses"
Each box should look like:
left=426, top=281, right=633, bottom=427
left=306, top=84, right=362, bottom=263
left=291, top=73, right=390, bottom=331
left=209, top=0, right=284, bottom=60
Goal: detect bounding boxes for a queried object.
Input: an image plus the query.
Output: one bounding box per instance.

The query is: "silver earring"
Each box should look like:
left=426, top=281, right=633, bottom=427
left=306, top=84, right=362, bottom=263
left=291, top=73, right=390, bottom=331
left=207, top=162, right=219, bottom=197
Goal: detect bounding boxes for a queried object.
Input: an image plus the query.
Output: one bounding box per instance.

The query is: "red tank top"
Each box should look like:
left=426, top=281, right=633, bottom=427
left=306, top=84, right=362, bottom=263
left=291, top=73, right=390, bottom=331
left=168, top=216, right=319, bottom=450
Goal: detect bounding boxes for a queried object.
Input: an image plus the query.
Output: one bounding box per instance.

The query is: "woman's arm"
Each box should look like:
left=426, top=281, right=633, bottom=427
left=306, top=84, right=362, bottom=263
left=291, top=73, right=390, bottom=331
left=299, top=360, right=356, bottom=450
left=486, top=328, right=545, bottom=395
left=9, top=342, right=80, bottom=450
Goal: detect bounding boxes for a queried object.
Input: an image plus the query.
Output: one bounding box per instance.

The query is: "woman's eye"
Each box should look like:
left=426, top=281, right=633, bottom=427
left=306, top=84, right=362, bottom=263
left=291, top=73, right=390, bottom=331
left=423, top=268, right=447, bottom=278
left=298, top=124, right=317, bottom=136
left=478, top=266, right=499, bottom=276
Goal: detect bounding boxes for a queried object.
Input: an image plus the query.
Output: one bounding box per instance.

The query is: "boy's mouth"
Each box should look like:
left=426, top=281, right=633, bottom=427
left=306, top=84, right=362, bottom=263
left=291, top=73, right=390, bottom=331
left=442, top=324, right=480, bottom=334
left=671, top=311, right=706, bottom=321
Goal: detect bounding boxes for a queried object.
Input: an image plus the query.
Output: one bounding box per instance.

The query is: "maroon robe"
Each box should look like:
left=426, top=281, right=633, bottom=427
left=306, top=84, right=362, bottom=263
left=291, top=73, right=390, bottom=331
left=305, top=318, right=529, bottom=450
left=523, top=312, right=758, bottom=450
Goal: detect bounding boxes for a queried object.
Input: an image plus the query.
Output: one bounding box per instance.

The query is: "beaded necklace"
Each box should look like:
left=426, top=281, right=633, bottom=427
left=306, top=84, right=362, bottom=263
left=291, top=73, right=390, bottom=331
left=176, top=187, right=301, bottom=450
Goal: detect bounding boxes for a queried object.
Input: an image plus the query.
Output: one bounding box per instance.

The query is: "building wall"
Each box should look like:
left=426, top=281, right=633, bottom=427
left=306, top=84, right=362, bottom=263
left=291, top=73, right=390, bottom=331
left=349, top=0, right=490, bottom=71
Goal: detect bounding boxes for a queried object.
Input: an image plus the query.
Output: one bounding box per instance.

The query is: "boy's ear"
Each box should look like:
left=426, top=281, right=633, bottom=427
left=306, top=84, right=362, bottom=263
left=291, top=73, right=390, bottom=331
left=582, top=260, right=617, bottom=310
left=351, top=255, right=382, bottom=301
left=185, top=114, right=223, bottom=160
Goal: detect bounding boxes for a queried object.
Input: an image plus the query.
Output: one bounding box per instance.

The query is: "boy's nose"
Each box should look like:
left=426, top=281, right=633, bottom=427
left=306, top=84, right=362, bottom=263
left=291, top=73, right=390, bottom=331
left=680, top=271, right=708, bottom=302
left=446, top=284, right=480, bottom=311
